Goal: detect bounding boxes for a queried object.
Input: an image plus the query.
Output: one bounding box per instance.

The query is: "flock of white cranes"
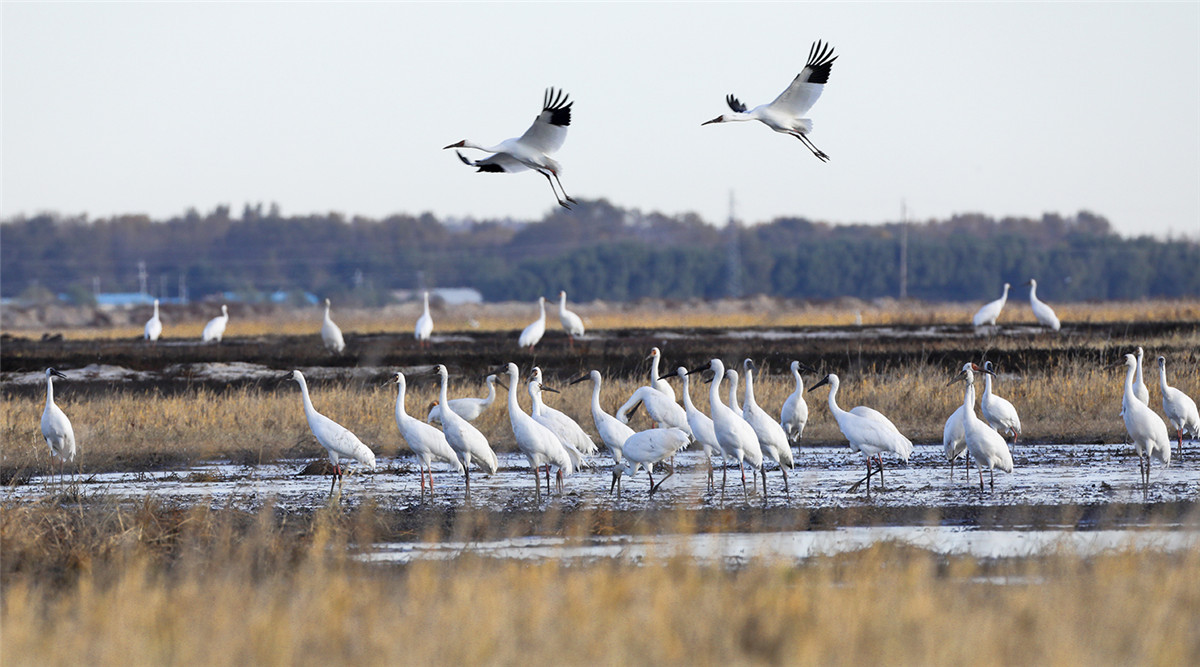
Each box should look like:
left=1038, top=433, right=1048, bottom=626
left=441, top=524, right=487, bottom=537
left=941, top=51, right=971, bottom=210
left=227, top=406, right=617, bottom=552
left=40, top=342, right=1196, bottom=501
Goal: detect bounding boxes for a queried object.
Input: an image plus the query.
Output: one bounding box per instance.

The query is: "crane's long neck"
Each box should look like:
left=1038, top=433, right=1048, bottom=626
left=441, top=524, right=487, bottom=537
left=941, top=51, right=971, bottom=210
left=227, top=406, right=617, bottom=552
left=982, top=373, right=993, bottom=400
left=744, top=368, right=757, bottom=409
left=154, top=301, right=160, bottom=317
left=825, top=380, right=847, bottom=420
left=296, top=376, right=317, bottom=420
left=559, top=293, right=567, bottom=314
left=325, top=302, right=331, bottom=320
left=483, top=378, right=496, bottom=405
left=1123, top=363, right=1136, bottom=402
left=727, top=371, right=741, bottom=413
left=538, top=299, right=546, bottom=321
left=708, top=366, right=725, bottom=417
left=961, top=376, right=977, bottom=420
left=792, top=366, right=803, bottom=393
left=590, top=378, right=605, bottom=419
left=395, top=376, right=409, bottom=421
left=505, top=370, right=523, bottom=418
left=650, top=355, right=661, bottom=385
left=1135, top=353, right=1146, bottom=386
left=1029, top=283, right=1039, bottom=303
left=45, top=376, right=54, bottom=407
left=423, top=293, right=430, bottom=316
left=1158, top=363, right=1170, bottom=393
left=1000, top=284, right=1009, bottom=302
left=529, top=385, right=545, bottom=417
left=681, top=374, right=697, bottom=412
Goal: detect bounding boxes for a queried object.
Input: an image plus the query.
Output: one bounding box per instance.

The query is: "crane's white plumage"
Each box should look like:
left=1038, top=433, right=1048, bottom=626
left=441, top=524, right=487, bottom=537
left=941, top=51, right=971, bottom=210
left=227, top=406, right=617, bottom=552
left=393, top=371, right=463, bottom=495
left=981, top=361, right=1022, bottom=443
left=427, top=374, right=498, bottom=425
left=615, top=428, right=691, bottom=496
left=144, top=299, right=162, bottom=341
left=742, top=360, right=794, bottom=492
left=672, top=366, right=720, bottom=489
left=287, top=370, right=376, bottom=498
left=433, top=365, right=499, bottom=498
left=646, top=347, right=676, bottom=400
left=571, top=370, right=637, bottom=493
left=616, top=385, right=690, bottom=436
left=1157, top=355, right=1199, bottom=458
left=41, top=368, right=76, bottom=487
left=529, top=367, right=597, bottom=455
left=446, top=88, right=576, bottom=209
left=702, top=40, right=838, bottom=162
left=415, top=291, right=433, bottom=347
left=952, top=364, right=1014, bottom=491
left=201, top=304, right=229, bottom=342
left=519, top=296, right=547, bottom=350
left=943, top=402, right=968, bottom=477
left=689, top=359, right=762, bottom=496
left=808, top=373, right=913, bottom=496
left=558, top=290, right=584, bottom=342
left=500, top=362, right=574, bottom=499
left=972, top=283, right=1010, bottom=326
left=1118, top=354, right=1171, bottom=487
left=1132, top=347, right=1150, bottom=407
left=1026, top=279, right=1061, bottom=331
left=321, top=298, right=345, bottom=353
left=780, top=360, right=812, bottom=445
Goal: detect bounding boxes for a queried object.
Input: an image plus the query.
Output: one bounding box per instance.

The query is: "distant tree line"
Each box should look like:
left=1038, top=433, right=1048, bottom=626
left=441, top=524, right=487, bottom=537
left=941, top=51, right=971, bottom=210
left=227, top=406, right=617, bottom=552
left=3, top=200, right=1197, bottom=304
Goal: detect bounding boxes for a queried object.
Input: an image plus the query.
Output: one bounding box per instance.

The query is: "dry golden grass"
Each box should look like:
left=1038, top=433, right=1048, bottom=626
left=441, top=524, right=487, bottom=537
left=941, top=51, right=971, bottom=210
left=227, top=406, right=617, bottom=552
left=17, top=297, right=1200, bottom=341
left=5, top=354, right=1198, bottom=476
left=2, top=500, right=1198, bottom=666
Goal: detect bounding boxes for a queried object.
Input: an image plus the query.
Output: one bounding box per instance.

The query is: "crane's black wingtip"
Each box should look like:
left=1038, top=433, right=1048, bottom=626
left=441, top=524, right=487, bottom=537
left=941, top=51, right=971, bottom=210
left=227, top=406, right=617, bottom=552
left=725, top=94, right=747, bottom=113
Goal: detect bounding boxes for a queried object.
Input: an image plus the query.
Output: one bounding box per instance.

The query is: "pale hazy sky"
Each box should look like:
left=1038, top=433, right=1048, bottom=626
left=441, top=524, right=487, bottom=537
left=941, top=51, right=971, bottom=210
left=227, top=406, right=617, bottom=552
left=3, top=2, right=1198, bottom=238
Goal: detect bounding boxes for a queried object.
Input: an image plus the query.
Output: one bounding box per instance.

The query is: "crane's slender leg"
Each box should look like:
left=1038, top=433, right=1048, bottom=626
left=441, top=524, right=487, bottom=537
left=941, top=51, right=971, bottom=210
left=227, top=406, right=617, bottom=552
left=545, top=465, right=552, bottom=495
left=781, top=464, right=790, bottom=494
left=647, top=468, right=656, bottom=497
left=651, top=468, right=674, bottom=496
left=978, top=468, right=985, bottom=492
left=464, top=468, right=471, bottom=502
left=865, top=458, right=872, bottom=498
left=428, top=465, right=435, bottom=496
left=539, top=171, right=572, bottom=209
left=791, top=132, right=830, bottom=162
left=877, top=455, right=885, bottom=489
left=989, top=468, right=995, bottom=491
left=419, top=463, right=427, bottom=497
left=610, top=468, right=618, bottom=495
left=550, top=171, right=576, bottom=205
left=533, top=466, right=541, bottom=502
left=760, top=466, right=768, bottom=498
left=741, top=461, right=748, bottom=499
left=329, top=464, right=338, bottom=498
left=706, top=455, right=714, bottom=492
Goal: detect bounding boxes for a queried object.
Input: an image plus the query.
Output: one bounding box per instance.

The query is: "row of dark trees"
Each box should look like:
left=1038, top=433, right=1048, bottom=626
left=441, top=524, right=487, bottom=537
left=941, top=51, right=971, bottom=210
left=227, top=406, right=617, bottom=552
left=3, top=200, right=1197, bottom=304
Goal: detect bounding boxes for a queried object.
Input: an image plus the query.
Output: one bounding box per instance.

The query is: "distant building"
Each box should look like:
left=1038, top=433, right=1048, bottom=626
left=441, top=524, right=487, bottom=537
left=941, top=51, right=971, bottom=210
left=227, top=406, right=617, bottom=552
left=392, top=287, right=484, bottom=305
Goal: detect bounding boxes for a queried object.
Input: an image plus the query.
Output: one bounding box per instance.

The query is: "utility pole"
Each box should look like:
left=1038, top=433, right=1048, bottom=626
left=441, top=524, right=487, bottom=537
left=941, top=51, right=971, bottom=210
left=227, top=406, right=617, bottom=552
left=899, top=200, right=909, bottom=300
left=725, top=191, right=743, bottom=298
left=178, top=274, right=188, bottom=304
left=137, top=261, right=148, bottom=295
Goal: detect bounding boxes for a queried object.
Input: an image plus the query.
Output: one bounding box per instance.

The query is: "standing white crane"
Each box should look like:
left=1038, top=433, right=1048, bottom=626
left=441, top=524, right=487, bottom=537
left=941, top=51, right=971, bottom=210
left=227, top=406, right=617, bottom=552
left=701, top=40, right=838, bottom=162
left=285, top=370, right=376, bottom=499
left=742, top=359, right=794, bottom=494
left=942, top=394, right=969, bottom=482
left=980, top=361, right=1022, bottom=444
left=808, top=373, right=913, bottom=497
left=321, top=298, right=345, bottom=354
left=392, top=371, right=463, bottom=497
left=614, top=428, right=691, bottom=497
left=432, top=365, right=499, bottom=500
left=669, top=366, right=720, bottom=490
left=518, top=296, right=547, bottom=350
left=144, top=299, right=162, bottom=342
left=646, top=347, right=676, bottom=400
left=201, top=304, right=229, bottom=343
left=688, top=359, right=762, bottom=497
left=414, top=291, right=433, bottom=349
left=427, top=374, right=498, bottom=425
left=972, top=283, right=1010, bottom=327
left=1025, top=279, right=1061, bottom=331
left=445, top=88, right=576, bottom=209
left=780, top=360, right=816, bottom=446
left=1157, top=355, right=1199, bottom=459
left=41, top=368, right=76, bottom=490
left=1117, top=353, right=1171, bottom=488
left=528, top=379, right=583, bottom=493
left=498, top=362, right=574, bottom=500
left=529, top=367, right=597, bottom=455
left=615, top=384, right=690, bottom=436
left=949, top=363, right=1014, bottom=492
left=558, top=290, right=584, bottom=345
left=569, top=370, right=637, bottom=494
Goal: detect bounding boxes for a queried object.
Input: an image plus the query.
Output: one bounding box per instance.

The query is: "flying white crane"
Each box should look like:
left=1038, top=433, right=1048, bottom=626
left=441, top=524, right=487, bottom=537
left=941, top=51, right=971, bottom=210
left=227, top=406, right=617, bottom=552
left=414, top=291, right=433, bottom=348
left=393, top=371, right=463, bottom=497
left=499, top=362, right=574, bottom=500
left=780, top=360, right=816, bottom=446
left=701, top=40, right=838, bottom=162
left=201, top=304, right=229, bottom=343
left=558, top=290, right=584, bottom=345
left=1025, top=279, right=1061, bottom=331
left=427, top=374, right=498, bottom=425
left=980, top=361, right=1022, bottom=444
left=321, top=298, right=345, bottom=354
left=432, top=364, right=499, bottom=500
left=1157, top=355, right=1199, bottom=458
left=529, top=367, right=597, bottom=455
left=144, top=299, right=162, bottom=342
left=688, top=359, right=762, bottom=497
left=614, top=428, right=691, bottom=497
left=808, top=373, right=913, bottom=497
left=569, top=370, right=637, bottom=494
left=742, top=359, right=794, bottom=494
left=669, top=366, right=720, bottom=490
left=445, top=88, right=576, bottom=209
left=518, top=296, right=547, bottom=350
left=950, top=363, right=1014, bottom=491
left=1117, top=353, right=1171, bottom=488
left=972, top=283, right=1010, bottom=327
left=285, top=370, right=376, bottom=499
left=41, top=368, right=76, bottom=490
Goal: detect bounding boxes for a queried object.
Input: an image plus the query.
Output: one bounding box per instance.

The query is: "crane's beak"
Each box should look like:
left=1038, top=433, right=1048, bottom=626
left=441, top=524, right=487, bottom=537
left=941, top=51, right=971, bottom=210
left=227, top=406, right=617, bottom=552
left=701, top=116, right=723, bottom=126
left=568, top=374, right=590, bottom=386
left=807, top=375, right=832, bottom=392
left=796, top=362, right=818, bottom=375
left=443, top=140, right=466, bottom=149
left=50, top=369, right=68, bottom=380
left=946, top=371, right=967, bottom=386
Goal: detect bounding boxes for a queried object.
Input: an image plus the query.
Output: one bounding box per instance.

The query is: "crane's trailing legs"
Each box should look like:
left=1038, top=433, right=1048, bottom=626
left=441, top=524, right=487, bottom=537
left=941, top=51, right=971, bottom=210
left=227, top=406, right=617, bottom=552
left=791, top=132, right=829, bottom=162
left=539, top=170, right=575, bottom=209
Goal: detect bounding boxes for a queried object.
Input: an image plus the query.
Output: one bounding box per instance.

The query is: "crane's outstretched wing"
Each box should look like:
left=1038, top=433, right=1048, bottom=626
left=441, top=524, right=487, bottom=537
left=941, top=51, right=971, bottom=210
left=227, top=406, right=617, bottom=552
left=517, top=87, right=572, bottom=155
left=770, top=40, right=837, bottom=116
left=457, top=150, right=530, bottom=174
